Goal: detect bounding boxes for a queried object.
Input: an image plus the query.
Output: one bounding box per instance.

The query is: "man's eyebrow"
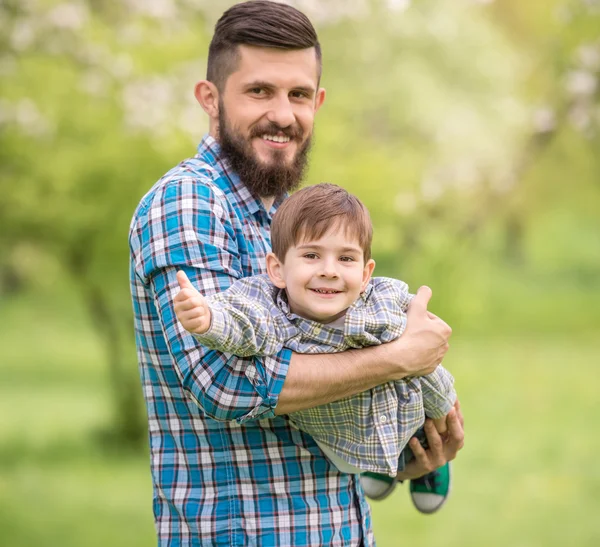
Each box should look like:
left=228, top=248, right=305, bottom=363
left=243, top=80, right=275, bottom=89
left=292, top=85, right=316, bottom=95
left=243, top=81, right=316, bottom=94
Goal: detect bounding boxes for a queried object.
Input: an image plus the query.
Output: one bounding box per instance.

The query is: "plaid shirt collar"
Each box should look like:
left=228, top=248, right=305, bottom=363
left=196, top=134, right=287, bottom=218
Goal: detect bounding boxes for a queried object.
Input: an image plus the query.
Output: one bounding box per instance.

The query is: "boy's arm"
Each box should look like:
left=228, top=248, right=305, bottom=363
left=175, top=271, right=285, bottom=358
left=420, top=365, right=457, bottom=419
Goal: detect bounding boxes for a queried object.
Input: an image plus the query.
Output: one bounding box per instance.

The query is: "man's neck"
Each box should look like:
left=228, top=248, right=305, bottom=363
left=261, top=196, right=275, bottom=211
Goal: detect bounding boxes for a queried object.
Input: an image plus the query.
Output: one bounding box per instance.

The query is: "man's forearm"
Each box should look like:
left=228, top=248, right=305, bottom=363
left=274, top=342, right=418, bottom=415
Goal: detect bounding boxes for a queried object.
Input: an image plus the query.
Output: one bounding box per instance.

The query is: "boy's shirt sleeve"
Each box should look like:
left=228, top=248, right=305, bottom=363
left=192, top=277, right=287, bottom=357
left=420, top=366, right=457, bottom=418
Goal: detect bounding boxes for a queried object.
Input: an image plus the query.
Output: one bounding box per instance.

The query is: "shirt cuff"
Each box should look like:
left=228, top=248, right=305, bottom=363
left=236, top=347, right=292, bottom=423
left=192, top=306, right=229, bottom=349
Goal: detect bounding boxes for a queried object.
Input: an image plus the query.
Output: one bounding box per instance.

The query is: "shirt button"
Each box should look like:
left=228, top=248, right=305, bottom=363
left=379, top=415, right=387, bottom=423
left=313, top=325, right=321, bottom=334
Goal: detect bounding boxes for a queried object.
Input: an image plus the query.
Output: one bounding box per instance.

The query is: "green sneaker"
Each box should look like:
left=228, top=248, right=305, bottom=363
left=359, top=472, right=397, bottom=501
left=409, top=462, right=451, bottom=514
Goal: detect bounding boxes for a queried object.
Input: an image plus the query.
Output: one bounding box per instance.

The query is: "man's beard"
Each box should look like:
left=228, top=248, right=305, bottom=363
left=218, top=104, right=312, bottom=199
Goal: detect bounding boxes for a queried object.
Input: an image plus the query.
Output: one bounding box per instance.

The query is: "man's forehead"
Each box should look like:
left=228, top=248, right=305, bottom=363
left=232, top=44, right=320, bottom=87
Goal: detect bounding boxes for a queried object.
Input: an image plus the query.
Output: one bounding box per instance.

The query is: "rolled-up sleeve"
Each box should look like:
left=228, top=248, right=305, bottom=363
left=420, top=365, right=457, bottom=419
left=132, top=177, right=291, bottom=422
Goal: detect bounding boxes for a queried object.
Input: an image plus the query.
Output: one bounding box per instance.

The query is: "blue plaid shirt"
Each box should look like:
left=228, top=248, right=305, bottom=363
left=129, top=135, right=374, bottom=546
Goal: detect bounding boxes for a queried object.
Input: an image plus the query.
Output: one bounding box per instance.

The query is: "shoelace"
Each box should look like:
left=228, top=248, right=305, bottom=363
left=413, top=469, right=440, bottom=489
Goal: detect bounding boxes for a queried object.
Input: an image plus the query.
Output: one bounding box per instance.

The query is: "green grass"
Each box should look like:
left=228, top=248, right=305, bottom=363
left=1, top=287, right=599, bottom=547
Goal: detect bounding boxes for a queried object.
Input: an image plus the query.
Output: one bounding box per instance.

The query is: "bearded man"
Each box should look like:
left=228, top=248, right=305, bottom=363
left=129, top=2, right=463, bottom=545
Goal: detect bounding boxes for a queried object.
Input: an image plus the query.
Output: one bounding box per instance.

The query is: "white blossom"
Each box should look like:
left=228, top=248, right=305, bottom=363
left=532, top=108, right=556, bottom=134
left=47, top=3, right=89, bottom=30
left=565, top=70, right=597, bottom=97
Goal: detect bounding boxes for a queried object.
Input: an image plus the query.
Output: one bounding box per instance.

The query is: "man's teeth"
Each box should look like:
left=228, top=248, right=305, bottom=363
left=262, top=134, right=290, bottom=143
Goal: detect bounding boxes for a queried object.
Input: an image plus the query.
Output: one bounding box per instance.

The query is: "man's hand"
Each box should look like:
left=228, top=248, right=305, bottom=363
left=173, top=271, right=212, bottom=335
left=396, top=400, right=465, bottom=481
left=382, top=286, right=452, bottom=379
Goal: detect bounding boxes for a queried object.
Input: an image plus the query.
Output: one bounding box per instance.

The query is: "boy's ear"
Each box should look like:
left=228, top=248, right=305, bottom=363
left=266, top=252, right=287, bottom=289
left=361, top=259, right=376, bottom=292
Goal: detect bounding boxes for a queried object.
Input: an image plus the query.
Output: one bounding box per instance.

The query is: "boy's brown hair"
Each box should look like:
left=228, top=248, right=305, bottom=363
left=271, top=183, right=373, bottom=261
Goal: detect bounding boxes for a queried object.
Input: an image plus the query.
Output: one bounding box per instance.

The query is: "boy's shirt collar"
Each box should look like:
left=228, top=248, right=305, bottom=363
left=274, top=282, right=375, bottom=333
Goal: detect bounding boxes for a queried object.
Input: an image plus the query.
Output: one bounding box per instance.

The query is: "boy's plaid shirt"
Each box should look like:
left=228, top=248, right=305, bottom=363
left=194, top=275, right=457, bottom=476
left=129, top=136, right=374, bottom=546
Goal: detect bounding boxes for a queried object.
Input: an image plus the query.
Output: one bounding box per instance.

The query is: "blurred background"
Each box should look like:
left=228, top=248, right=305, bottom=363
left=1, top=0, right=599, bottom=545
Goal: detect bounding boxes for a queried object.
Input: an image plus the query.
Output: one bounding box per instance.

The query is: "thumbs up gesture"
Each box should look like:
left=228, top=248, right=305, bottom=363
left=173, top=271, right=212, bottom=335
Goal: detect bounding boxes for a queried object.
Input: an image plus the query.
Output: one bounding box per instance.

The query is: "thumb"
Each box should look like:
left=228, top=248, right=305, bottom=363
left=176, top=270, right=195, bottom=290
left=409, top=285, right=432, bottom=315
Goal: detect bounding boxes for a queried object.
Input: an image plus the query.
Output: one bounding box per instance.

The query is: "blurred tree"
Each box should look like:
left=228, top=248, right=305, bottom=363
left=1, top=0, right=599, bottom=442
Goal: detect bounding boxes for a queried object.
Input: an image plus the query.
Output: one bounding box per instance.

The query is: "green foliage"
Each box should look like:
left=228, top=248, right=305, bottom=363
left=1, top=0, right=599, bottom=543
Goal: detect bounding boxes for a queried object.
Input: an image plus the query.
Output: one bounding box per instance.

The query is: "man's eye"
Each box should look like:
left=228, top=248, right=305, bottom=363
left=249, top=88, right=264, bottom=95
left=290, top=90, right=308, bottom=99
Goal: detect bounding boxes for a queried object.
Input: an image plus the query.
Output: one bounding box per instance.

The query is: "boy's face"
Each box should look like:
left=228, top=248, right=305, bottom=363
left=266, top=226, right=375, bottom=323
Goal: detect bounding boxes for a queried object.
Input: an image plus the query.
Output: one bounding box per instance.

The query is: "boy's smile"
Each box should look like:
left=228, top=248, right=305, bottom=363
left=266, top=226, right=376, bottom=323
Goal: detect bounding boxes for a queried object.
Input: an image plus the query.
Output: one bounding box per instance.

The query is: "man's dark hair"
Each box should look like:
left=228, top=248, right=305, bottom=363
left=207, top=1, right=322, bottom=91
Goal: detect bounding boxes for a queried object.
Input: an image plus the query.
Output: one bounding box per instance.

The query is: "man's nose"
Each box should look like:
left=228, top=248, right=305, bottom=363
left=266, top=94, right=296, bottom=128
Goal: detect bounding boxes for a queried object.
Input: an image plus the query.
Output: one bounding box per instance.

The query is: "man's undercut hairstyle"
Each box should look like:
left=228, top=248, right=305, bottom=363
left=271, top=183, right=373, bottom=262
left=207, top=0, right=322, bottom=92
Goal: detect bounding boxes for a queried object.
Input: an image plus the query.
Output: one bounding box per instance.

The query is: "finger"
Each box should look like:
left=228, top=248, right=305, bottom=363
left=407, top=286, right=432, bottom=316
left=445, top=409, right=465, bottom=457
left=177, top=270, right=195, bottom=290
left=436, top=342, right=450, bottom=362
left=174, top=297, right=200, bottom=312
left=178, top=307, right=207, bottom=322
left=423, top=420, right=445, bottom=467
left=454, top=399, right=464, bottom=429
left=409, top=437, right=429, bottom=464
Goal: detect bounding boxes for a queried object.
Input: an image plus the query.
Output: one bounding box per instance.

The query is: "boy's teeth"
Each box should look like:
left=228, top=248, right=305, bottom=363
left=262, top=134, right=290, bottom=143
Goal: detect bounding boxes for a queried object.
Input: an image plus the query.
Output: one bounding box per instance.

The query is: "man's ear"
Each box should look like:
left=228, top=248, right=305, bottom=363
left=314, top=87, right=326, bottom=113
left=361, top=259, right=376, bottom=292
left=266, top=252, right=287, bottom=289
left=194, top=80, right=220, bottom=120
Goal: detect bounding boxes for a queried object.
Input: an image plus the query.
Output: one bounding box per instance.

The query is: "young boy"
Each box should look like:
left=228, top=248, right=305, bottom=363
left=174, top=183, right=457, bottom=514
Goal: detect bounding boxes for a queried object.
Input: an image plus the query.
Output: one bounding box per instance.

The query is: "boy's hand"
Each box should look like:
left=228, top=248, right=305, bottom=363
left=174, top=271, right=212, bottom=335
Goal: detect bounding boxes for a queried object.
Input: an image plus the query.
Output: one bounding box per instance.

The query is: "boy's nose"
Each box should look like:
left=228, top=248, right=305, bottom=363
left=319, top=262, right=339, bottom=278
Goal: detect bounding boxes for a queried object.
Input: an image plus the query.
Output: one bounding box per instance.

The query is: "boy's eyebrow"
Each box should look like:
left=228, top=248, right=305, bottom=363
left=296, top=244, right=362, bottom=253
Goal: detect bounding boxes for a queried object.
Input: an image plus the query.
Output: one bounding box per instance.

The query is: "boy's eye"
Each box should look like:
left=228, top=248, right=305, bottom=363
left=303, top=253, right=318, bottom=259
left=339, top=256, right=355, bottom=262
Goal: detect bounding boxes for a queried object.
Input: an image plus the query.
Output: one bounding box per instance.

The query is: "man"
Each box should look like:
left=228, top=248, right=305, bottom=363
left=129, top=2, right=463, bottom=546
